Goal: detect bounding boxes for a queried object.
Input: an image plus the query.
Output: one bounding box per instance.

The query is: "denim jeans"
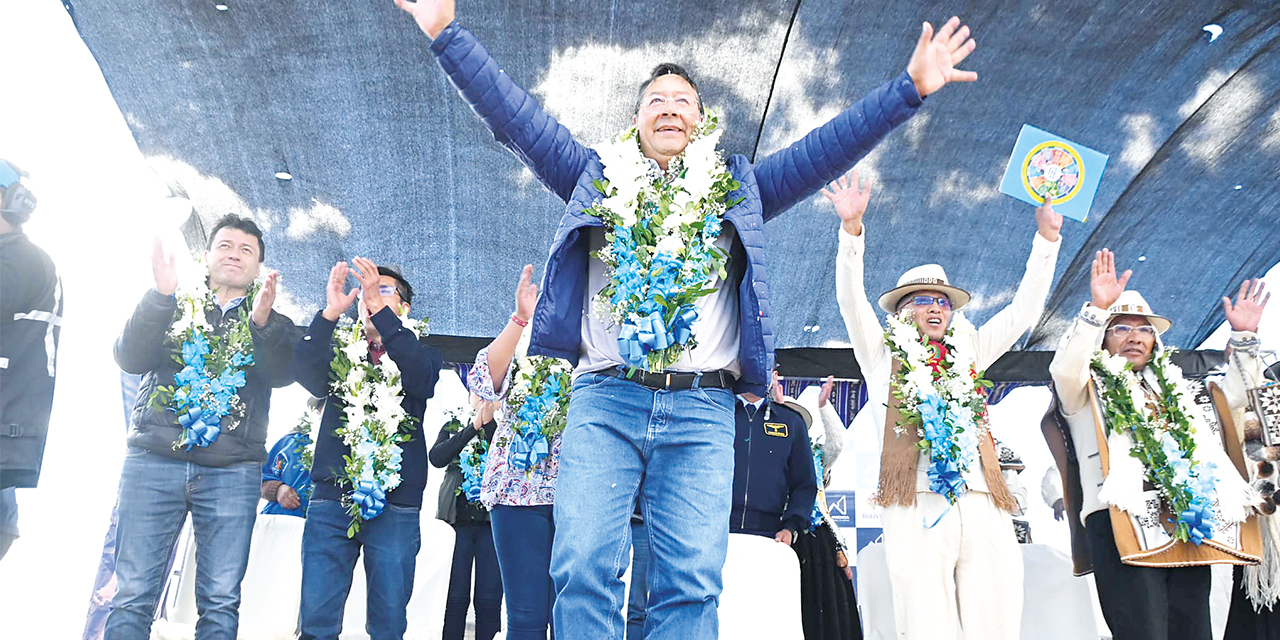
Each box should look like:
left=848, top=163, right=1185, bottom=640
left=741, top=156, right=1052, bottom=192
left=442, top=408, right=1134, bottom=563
left=299, top=498, right=422, bottom=640
left=443, top=521, right=504, bottom=640
left=551, top=372, right=735, bottom=640
left=105, top=449, right=259, bottom=640
left=490, top=504, right=556, bottom=640
left=626, top=520, right=651, bottom=640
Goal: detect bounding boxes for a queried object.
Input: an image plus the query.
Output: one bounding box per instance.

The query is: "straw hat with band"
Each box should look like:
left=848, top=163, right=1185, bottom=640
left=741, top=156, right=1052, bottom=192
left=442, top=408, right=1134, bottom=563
left=877, top=264, right=971, bottom=314
left=1104, top=290, right=1172, bottom=335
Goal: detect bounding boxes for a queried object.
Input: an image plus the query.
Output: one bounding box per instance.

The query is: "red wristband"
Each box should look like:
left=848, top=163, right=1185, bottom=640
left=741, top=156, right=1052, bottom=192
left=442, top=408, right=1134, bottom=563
left=510, top=314, right=529, bottom=328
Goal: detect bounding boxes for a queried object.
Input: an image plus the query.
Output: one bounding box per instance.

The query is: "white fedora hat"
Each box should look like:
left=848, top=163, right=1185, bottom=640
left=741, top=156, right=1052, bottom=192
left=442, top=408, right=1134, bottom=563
left=877, top=264, right=971, bottom=313
left=1107, top=290, right=1173, bottom=334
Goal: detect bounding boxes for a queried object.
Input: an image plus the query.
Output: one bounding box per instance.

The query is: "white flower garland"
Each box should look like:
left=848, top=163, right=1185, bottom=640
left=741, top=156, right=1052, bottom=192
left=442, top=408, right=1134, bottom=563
left=883, top=310, right=990, bottom=504
left=329, top=314, right=429, bottom=536
left=150, top=264, right=258, bottom=449
left=585, top=109, right=738, bottom=372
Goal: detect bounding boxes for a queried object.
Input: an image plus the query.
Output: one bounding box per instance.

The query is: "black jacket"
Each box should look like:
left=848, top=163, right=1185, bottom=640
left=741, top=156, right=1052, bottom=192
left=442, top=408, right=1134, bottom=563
left=0, top=231, right=62, bottom=488
left=294, top=308, right=442, bottom=509
left=430, top=419, right=497, bottom=524
left=114, top=288, right=298, bottom=467
left=730, top=399, right=818, bottom=538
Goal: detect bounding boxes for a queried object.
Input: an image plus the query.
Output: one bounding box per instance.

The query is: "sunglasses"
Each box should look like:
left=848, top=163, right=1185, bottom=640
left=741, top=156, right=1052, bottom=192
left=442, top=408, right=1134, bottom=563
left=910, top=295, right=952, bottom=309
left=377, top=284, right=400, bottom=298
left=1106, top=324, right=1156, bottom=337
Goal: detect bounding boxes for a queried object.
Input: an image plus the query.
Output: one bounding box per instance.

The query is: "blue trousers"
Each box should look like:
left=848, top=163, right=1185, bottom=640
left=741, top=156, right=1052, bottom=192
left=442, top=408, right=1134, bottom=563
left=298, top=498, right=421, bottom=640
left=105, top=450, right=259, bottom=640
left=443, top=521, right=503, bottom=640
left=551, top=372, right=735, bottom=640
left=626, top=520, right=652, bottom=640
left=490, top=504, right=555, bottom=640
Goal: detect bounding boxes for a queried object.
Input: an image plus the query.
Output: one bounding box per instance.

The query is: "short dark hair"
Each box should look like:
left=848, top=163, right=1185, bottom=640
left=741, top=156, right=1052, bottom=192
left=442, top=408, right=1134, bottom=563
left=637, top=62, right=704, bottom=115
left=377, top=265, right=414, bottom=305
left=207, top=214, right=266, bottom=262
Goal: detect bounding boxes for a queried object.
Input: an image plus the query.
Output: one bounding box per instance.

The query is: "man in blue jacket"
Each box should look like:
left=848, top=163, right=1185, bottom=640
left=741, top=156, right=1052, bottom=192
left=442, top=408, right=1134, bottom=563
left=293, top=258, right=442, bottom=640
left=730, top=383, right=818, bottom=547
left=397, top=2, right=978, bottom=637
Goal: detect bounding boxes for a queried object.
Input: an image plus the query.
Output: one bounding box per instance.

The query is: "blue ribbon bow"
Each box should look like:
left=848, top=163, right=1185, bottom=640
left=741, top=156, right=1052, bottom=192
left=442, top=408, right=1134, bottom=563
left=352, top=480, right=387, bottom=520
left=509, top=430, right=550, bottom=472
left=178, top=407, right=221, bottom=449
left=1180, top=499, right=1217, bottom=546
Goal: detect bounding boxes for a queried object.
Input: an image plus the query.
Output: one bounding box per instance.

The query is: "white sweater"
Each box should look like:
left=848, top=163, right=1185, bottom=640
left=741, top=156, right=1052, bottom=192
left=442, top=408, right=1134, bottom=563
left=835, top=226, right=1061, bottom=494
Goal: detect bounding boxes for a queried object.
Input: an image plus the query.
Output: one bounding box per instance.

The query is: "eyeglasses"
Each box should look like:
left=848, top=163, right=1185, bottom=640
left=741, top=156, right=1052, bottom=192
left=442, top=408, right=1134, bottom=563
left=1107, top=324, right=1156, bottom=337
left=639, top=94, right=700, bottom=114
left=378, top=285, right=400, bottom=298
left=911, top=295, right=952, bottom=309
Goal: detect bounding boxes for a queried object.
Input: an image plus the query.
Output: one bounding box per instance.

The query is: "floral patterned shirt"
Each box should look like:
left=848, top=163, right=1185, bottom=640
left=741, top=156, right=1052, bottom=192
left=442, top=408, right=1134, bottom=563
left=470, top=347, right=562, bottom=508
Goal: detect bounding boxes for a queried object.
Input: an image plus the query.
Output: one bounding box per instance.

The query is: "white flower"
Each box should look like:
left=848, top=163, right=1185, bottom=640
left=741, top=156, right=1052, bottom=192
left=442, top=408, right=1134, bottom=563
left=655, top=233, right=686, bottom=257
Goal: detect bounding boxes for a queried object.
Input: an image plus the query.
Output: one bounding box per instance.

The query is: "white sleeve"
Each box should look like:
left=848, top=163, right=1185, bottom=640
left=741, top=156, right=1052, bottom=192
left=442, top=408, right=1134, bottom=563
left=974, top=231, right=1062, bottom=370
left=1041, top=464, right=1063, bottom=506
left=818, top=402, right=845, bottom=468
left=1049, top=305, right=1111, bottom=417
left=835, top=227, right=889, bottom=372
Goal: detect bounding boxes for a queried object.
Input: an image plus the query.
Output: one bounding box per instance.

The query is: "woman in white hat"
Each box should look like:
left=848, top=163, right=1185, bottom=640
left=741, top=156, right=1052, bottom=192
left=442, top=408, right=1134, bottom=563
left=823, top=169, right=1063, bottom=640
left=1048, top=249, right=1268, bottom=640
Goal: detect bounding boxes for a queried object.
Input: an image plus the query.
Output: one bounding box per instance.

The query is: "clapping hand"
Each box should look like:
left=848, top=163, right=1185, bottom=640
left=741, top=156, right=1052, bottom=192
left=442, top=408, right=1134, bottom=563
left=351, top=257, right=387, bottom=317
left=152, top=237, right=178, bottom=296
left=321, top=262, right=360, bottom=321
left=251, top=271, right=279, bottom=328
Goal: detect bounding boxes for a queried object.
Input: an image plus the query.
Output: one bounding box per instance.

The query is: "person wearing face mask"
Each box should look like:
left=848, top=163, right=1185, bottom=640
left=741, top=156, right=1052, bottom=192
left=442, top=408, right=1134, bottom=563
left=395, top=3, right=981, bottom=637
left=109, top=215, right=299, bottom=639
left=826, top=171, right=1063, bottom=640
left=1048, top=251, right=1268, bottom=640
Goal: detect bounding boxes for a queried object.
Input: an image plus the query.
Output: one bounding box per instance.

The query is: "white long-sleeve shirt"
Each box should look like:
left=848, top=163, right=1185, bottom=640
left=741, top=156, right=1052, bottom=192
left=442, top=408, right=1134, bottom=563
left=1048, top=304, right=1263, bottom=521
left=835, top=226, right=1061, bottom=494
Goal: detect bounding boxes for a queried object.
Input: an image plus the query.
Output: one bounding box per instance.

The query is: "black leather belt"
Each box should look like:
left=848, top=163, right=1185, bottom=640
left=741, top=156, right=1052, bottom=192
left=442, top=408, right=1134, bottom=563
left=608, top=367, right=736, bottom=391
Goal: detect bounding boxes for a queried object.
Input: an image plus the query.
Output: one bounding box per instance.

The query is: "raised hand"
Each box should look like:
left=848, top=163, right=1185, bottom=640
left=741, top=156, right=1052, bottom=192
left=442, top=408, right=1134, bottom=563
left=906, top=16, right=978, bottom=97
left=351, top=257, right=387, bottom=317
left=1089, top=249, right=1131, bottom=311
left=152, top=237, right=178, bottom=295
left=770, top=370, right=784, bottom=404
left=817, top=375, right=835, bottom=408
left=321, top=262, right=360, bottom=321
left=821, top=169, right=873, bottom=237
left=251, top=271, right=279, bottom=328
left=1035, top=194, right=1063, bottom=242
left=394, top=0, right=456, bottom=39
left=514, top=264, right=538, bottom=323
left=1223, top=278, right=1270, bottom=333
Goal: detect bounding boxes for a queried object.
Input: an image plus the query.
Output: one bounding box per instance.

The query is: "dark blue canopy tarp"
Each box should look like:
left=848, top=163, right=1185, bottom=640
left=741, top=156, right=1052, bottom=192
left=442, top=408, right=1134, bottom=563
left=66, top=0, right=1280, bottom=359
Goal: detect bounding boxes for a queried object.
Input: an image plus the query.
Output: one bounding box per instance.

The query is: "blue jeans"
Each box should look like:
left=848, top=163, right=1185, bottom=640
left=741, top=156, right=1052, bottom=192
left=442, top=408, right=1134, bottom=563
left=443, top=521, right=504, bottom=640
left=551, top=373, right=735, bottom=640
left=105, top=449, right=259, bottom=640
left=626, top=520, right=651, bottom=640
left=490, top=504, right=556, bottom=640
left=299, top=498, right=421, bottom=640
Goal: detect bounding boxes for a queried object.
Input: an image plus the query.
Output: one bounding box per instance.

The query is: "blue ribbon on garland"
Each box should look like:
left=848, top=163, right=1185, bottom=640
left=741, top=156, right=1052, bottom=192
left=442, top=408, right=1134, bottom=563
left=509, top=430, right=550, bottom=472
left=459, top=450, right=487, bottom=502
left=352, top=480, right=387, bottom=520
left=178, top=407, right=220, bottom=449
left=917, top=392, right=967, bottom=505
